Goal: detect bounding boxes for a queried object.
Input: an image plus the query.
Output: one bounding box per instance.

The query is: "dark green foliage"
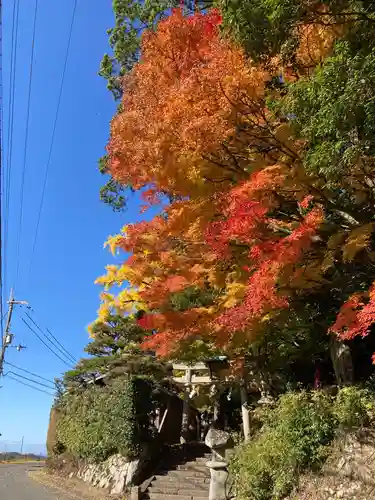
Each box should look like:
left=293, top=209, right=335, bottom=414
left=218, top=0, right=304, bottom=63
left=98, top=155, right=127, bottom=211
left=231, top=387, right=375, bottom=500
left=218, top=0, right=375, bottom=64
left=166, top=286, right=225, bottom=362
left=282, top=43, right=375, bottom=183
left=87, top=314, right=145, bottom=356
left=246, top=303, right=332, bottom=392
left=55, top=377, right=155, bottom=462
left=169, top=286, right=217, bottom=312
left=63, top=315, right=168, bottom=386
left=99, top=0, right=180, bottom=100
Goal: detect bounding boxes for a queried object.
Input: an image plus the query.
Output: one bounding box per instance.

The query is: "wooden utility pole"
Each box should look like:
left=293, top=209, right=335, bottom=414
left=0, top=289, right=28, bottom=375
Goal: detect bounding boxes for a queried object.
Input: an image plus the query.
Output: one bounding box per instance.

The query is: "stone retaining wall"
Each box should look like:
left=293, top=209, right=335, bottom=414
left=76, top=454, right=141, bottom=495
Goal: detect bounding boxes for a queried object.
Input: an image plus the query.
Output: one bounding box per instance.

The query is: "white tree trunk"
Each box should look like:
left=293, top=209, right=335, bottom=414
left=240, top=385, right=251, bottom=442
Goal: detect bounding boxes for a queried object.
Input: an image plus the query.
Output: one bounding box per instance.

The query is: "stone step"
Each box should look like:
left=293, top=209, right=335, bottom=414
left=153, top=475, right=209, bottom=487
left=149, top=485, right=208, bottom=495
left=144, top=493, right=207, bottom=500
left=167, top=469, right=210, bottom=479
left=164, top=455, right=211, bottom=467
left=179, top=460, right=209, bottom=468
left=176, top=464, right=208, bottom=473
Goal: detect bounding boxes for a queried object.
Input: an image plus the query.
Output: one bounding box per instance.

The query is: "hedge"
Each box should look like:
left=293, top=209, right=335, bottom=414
left=55, top=377, right=155, bottom=463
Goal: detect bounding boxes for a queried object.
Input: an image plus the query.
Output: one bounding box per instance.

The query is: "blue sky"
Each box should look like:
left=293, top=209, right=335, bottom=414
left=0, top=0, right=147, bottom=449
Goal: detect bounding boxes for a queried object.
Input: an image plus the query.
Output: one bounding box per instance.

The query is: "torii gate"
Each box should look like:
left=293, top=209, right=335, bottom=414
left=171, top=359, right=251, bottom=442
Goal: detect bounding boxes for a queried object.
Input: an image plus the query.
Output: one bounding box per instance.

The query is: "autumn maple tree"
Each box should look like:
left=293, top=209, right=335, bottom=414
left=93, top=4, right=375, bottom=369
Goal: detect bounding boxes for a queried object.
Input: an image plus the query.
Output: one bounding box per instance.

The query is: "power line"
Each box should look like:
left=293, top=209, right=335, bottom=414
left=21, top=317, right=73, bottom=369
left=15, top=0, right=39, bottom=287
left=0, top=0, right=4, bottom=340
left=25, top=312, right=77, bottom=365
left=5, top=371, right=55, bottom=390
left=7, top=374, right=54, bottom=397
left=4, top=361, right=55, bottom=385
left=29, top=0, right=78, bottom=279
left=3, top=0, right=20, bottom=301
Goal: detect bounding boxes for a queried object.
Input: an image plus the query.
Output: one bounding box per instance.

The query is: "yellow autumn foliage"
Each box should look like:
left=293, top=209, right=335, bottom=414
left=342, top=223, right=375, bottom=263
left=221, top=282, right=247, bottom=309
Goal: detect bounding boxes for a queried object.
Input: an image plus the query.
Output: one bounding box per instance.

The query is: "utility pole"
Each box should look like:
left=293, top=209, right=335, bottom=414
left=0, top=289, right=28, bottom=375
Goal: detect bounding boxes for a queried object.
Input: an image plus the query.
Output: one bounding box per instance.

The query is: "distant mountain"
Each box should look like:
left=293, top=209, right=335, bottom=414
left=0, top=451, right=43, bottom=461
left=0, top=441, right=47, bottom=456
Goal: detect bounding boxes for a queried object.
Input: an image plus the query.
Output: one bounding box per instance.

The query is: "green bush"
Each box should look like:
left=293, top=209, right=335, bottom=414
left=55, top=377, right=155, bottom=463
left=230, top=391, right=335, bottom=500
left=231, top=387, right=375, bottom=500
left=333, top=386, right=375, bottom=430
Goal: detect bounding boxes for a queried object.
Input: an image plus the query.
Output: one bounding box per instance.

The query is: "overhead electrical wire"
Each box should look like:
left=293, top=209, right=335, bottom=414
left=7, top=374, right=54, bottom=396
left=15, top=0, right=39, bottom=287
left=21, top=317, right=73, bottom=369
left=3, top=0, right=20, bottom=303
left=5, top=371, right=55, bottom=390
left=4, top=360, right=55, bottom=385
left=0, top=0, right=4, bottom=338
left=25, top=311, right=77, bottom=365
left=45, top=324, right=77, bottom=365
left=29, top=0, right=78, bottom=279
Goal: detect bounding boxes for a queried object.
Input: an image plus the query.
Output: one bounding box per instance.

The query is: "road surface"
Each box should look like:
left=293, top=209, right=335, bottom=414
left=0, top=462, right=72, bottom=499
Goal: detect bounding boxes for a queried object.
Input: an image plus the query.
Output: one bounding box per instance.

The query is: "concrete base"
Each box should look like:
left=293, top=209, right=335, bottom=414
left=208, top=467, right=229, bottom=500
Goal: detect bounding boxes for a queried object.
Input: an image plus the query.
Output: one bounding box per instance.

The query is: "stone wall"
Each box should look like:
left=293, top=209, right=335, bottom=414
left=76, top=454, right=142, bottom=496
left=289, top=430, right=375, bottom=499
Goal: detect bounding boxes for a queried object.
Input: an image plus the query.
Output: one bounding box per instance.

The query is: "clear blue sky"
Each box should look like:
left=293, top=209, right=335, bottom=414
left=0, top=0, right=148, bottom=450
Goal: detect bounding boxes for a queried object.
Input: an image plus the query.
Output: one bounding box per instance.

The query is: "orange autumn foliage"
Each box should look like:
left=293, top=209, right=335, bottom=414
left=108, top=8, right=269, bottom=199
left=95, top=7, right=375, bottom=361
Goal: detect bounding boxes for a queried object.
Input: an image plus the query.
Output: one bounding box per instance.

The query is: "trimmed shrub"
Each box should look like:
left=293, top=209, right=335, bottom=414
left=55, top=377, right=155, bottom=463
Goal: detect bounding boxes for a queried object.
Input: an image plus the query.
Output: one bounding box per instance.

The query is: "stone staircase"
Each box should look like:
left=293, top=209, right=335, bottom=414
left=143, top=444, right=211, bottom=500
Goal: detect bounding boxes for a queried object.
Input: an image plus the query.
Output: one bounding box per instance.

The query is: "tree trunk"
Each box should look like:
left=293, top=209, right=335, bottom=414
left=240, top=384, right=251, bottom=442
left=330, top=336, right=354, bottom=386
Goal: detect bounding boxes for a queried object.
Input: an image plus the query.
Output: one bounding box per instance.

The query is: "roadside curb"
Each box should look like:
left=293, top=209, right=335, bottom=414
left=29, top=470, right=86, bottom=499
left=29, top=469, right=123, bottom=500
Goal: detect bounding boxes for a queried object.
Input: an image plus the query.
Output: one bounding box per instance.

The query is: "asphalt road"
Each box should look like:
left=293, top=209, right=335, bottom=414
left=0, top=463, right=72, bottom=500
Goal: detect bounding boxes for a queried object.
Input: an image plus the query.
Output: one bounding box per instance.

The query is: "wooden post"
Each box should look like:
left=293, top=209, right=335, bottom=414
left=180, top=368, right=192, bottom=444
left=240, top=384, right=251, bottom=442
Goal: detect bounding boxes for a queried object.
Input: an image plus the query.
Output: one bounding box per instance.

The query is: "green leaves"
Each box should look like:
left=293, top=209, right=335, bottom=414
left=56, top=378, right=150, bottom=462
left=98, top=154, right=127, bottom=211
left=61, top=314, right=168, bottom=386
left=231, top=387, right=375, bottom=499
left=99, top=0, right=181, bottom=100
left=282, top=42, right=375, bottom=182
left=218, top=0, right=302, bottom=62
left=231, top=391, right=335, bottom=500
